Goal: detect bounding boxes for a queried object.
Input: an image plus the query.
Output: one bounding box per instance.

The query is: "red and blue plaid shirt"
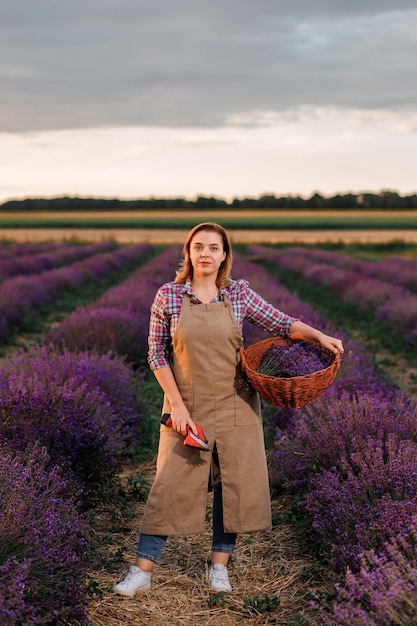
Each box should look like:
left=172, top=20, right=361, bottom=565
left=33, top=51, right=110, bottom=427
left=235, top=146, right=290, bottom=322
left=148, top=278, right=297, bottom=370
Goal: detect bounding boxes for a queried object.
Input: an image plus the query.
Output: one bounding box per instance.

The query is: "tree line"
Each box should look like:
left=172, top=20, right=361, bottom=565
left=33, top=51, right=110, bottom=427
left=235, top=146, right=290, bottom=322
left=1, top=190, right=417, bottom=211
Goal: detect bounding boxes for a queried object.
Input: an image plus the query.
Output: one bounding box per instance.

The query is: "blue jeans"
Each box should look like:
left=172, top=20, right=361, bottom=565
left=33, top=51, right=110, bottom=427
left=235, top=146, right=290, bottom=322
left=136, top=482, right=237, bottom=562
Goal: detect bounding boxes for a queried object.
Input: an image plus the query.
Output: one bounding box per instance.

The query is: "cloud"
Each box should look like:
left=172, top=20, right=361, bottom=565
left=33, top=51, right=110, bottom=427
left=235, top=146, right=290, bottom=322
left=226, top=107, right=417, bottom=134
left=1, top=1, right=417, bottom=132
left=1, top=106, right=416, bottom=203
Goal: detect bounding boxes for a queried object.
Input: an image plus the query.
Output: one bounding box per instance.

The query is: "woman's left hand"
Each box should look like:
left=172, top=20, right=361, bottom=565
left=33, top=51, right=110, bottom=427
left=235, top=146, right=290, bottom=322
left=289, top=321, right=344, bottom=355
left=316, top=332, right=344, bottom=355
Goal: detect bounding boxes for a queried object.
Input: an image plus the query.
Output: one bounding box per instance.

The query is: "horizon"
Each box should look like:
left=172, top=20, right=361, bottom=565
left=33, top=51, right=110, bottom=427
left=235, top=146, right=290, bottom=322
left=1, top=188, right=416, bottom=207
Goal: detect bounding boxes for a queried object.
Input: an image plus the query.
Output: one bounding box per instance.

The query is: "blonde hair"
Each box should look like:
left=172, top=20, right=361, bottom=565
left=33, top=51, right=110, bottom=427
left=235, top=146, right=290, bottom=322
left=175, top=222, right=233, bottom=287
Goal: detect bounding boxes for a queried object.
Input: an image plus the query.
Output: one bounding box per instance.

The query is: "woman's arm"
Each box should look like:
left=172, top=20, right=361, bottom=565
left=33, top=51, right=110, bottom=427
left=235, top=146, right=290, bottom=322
left=153, top=366, right=197, bottom=436
left=289, top=320, right=344, bottom=354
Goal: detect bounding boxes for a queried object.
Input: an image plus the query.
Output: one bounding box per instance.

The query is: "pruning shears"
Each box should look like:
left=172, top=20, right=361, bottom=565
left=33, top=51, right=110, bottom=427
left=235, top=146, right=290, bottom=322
left=161, top=413, right=210, bottom=451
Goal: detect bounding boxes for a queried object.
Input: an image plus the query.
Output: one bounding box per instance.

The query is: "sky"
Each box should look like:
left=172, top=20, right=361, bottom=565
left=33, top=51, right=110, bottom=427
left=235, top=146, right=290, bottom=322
left=1, top=0, right=417, bottom=203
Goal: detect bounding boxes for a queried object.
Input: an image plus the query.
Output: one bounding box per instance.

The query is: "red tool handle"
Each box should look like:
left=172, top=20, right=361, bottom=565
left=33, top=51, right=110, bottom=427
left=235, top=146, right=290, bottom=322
left=160, top=413, right=209, bottom=451
left=161, top=413, right=173, bottom=427
left=161, top=413, right=194, bottom=433
left=162, top=412, right=194, bottom=432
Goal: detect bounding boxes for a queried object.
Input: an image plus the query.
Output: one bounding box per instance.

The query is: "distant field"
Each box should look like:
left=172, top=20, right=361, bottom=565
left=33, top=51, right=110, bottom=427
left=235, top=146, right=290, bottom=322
left=2, top=228, right=417, bottom=245
left=1, top=210, right=417, bottom=244
left=1, top=209, right=417, bottom=231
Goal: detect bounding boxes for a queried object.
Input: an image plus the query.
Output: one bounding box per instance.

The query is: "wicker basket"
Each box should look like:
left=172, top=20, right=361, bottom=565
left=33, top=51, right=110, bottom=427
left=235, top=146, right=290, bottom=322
left=239, top=336, right=341, bottom=408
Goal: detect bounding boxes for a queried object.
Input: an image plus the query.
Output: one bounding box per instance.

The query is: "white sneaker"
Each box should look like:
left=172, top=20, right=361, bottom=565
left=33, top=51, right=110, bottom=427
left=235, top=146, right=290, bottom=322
left=209, top=563, right=232, bottom=592
left=113, top=565, right=151, bottom=597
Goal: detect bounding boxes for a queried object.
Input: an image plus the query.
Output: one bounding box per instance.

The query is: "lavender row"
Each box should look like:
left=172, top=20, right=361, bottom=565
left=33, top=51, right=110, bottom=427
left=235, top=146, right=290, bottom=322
left=0, top=346, right=143, bottom=483
left=0, top=242, right=153, bottom=343
left=275, top=245, right=417, bottom=292
left=0, top=344, right=144, bottom=624
left=0, top=248, right=181, bottom=622
left=0, top=443, right=92, bottom=625
left=0, top=246, right=181, bottom=624
left=0, top=240, right=116, bottom=281
left=248, top=245, right=417, bottom=349
left=233, top=251, right=417, bottom=624
left=46, top=245, right=182, bottom=364
left=0, top=240, right=67, bottom=260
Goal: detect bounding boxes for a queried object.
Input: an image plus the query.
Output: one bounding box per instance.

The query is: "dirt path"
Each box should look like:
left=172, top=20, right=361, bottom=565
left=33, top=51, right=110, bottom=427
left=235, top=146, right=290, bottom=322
left=88, top=461, right=329, bottom=626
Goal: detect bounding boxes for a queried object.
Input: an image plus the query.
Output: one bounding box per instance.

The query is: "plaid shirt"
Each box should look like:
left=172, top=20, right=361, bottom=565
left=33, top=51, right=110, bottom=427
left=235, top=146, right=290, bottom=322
left=148, top=277, right=297, bottom=370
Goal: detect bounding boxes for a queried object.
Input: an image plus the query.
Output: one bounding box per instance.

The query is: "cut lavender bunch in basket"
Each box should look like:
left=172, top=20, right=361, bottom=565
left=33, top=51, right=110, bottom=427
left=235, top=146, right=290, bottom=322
left=257, top=342, right=331, bottom=379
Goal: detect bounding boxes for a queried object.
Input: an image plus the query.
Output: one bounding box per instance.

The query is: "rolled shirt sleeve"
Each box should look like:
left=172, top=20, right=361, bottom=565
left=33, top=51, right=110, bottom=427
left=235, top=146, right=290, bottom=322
left=238, top=280, right=298, bottom=337
left=147, top=286, right=174, bottom=371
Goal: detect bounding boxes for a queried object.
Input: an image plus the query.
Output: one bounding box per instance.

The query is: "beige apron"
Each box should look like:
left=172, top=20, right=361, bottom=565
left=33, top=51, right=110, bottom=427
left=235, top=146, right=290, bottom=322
left=140, top=293, right=272, bottom=535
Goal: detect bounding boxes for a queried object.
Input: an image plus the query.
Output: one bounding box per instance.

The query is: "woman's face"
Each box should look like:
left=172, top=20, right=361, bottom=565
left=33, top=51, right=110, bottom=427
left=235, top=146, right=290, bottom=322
left=189, top=229, right=226, bottom=279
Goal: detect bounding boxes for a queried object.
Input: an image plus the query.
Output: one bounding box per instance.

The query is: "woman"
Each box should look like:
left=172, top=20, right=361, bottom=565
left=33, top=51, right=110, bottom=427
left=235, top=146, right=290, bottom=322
left=113, top=222, right=344, bottom=596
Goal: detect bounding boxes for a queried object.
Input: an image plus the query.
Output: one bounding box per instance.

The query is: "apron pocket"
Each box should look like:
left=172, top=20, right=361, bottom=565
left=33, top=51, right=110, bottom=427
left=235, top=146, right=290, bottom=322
left=233, top=361, right=261, bottom=425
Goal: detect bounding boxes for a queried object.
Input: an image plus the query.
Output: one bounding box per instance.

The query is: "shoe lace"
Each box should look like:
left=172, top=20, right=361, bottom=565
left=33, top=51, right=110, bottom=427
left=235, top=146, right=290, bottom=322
left=124, top=570, right=139, bottom=584
left=212, top=566, right=228, bottom=582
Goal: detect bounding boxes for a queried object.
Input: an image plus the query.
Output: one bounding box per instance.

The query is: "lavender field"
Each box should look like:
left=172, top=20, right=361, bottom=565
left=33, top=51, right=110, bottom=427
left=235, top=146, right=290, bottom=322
left=1, top=240, right=417, bottom=625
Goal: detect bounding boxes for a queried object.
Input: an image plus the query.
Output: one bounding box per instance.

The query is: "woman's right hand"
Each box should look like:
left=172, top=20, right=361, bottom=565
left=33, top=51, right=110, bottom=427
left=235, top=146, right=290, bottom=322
left=153, top=366, right=198, bottom=436
left=169, top=405, right=197, bottom=437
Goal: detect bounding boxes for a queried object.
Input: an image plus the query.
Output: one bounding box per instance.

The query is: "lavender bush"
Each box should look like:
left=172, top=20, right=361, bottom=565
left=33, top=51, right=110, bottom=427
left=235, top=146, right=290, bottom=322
left=303, top=431, right=417, bottom=570
left=46, top=306, right=150, bottom=363
left=0, top=442, right=91, bottom=625
left=274, top=245, right=417, bottom=293
left=234, top=250, right=417, bottom=622
left=0, top=241, right=63, bottom=261
left=0, top=241, right=116, bottom=281
left=46, top=245, right=182, bottom=365
left=0, top=559, right=33, bottom=626
left=326, top=531, right=417, bottom=625
left=0, top=243, right=152, bottom=343
left=0, top=345, right=142, bottom=484
left=0, top=245, right=181, bottom=624
left=268, top=383, right=416, bottom=492
left=247, top=245, right=417, bottom=348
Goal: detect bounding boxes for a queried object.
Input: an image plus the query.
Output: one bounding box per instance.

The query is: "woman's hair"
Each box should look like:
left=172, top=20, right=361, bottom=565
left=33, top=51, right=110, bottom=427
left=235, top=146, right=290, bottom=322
left=175, top=222, right=233, bottom=287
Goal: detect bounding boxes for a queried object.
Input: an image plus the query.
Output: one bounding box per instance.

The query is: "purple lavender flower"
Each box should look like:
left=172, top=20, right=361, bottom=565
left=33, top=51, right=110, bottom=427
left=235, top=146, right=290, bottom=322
left=46, top=306, right=150, bottom=363
left=257, top=341, right=331, bottom=378
left=0, top=243, right=152, bottom=343
left=0, top=241, right=116, bottom=280
left=325, top=529, right=417, bottom=625
left=46, top=245, right=182, bottom=366
left=247, top=245, right=417, bottom=348
left=0, top=443, right=92, bottom=625
left=0, top=559, right=38, bottom=625
left=0, top=345, right=143, bottom=485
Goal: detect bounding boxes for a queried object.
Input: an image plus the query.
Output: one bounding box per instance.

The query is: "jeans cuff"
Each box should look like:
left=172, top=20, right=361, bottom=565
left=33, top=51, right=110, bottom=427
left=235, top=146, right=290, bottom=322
left=136, top=534, right=167, bottom=563
left=136, top=550, right=159, bottom=562
left=212, top=543, right=235, bottom=554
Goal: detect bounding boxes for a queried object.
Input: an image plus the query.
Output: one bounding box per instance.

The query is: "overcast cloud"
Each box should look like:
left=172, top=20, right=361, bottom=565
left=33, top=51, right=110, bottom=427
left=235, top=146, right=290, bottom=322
left=1, top=0, right=417, bottom=132
left=1, top=1, right=417, bottom=202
